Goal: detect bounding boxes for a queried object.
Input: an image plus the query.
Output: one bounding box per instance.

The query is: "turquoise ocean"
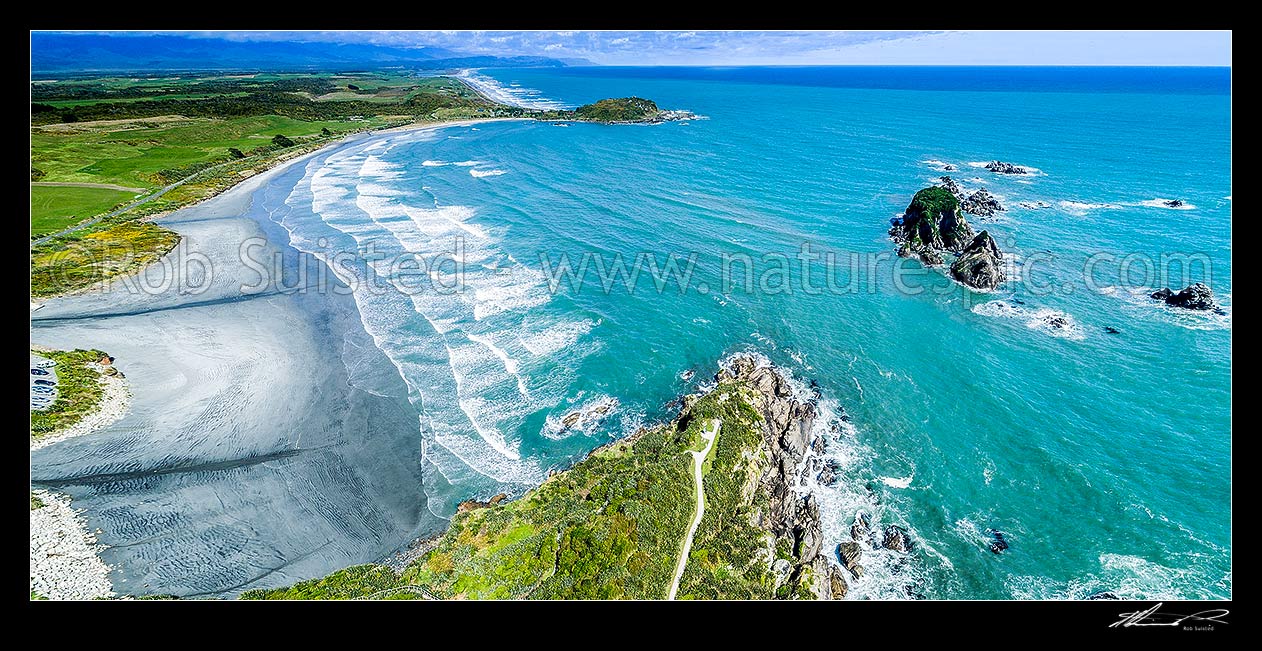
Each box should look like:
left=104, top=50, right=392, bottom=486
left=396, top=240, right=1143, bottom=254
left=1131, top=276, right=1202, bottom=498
left=260, top=67, right=1231, bottom=599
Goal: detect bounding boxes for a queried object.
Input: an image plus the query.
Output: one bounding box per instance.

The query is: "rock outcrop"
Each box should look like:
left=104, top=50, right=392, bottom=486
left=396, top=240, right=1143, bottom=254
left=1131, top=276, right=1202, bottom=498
left=890, top=186, right=974, bottom=266
left=949, top=231, right=1006, bottom=290
left=719, top=355, right=841, bottom=600
left=961, top=188, right=1005, bottom=217
left=1151, top=283, right=1220, bottom=311
left=984, top=160, right=1028, bottom=175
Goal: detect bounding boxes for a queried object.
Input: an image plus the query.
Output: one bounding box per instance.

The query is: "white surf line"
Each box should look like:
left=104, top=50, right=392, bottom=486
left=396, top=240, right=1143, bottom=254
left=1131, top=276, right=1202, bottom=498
left=668, top=418, right=720, bottom=600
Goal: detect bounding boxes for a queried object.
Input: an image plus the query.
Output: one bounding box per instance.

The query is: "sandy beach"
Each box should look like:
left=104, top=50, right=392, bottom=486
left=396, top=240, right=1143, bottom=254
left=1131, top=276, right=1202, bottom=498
left=29, top=122, right=481, bottom=597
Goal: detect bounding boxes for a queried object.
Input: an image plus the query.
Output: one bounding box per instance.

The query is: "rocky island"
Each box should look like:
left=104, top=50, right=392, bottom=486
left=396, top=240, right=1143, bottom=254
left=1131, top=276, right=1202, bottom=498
left=889, top=186, right=1007, bottom=290
left=243, top=356, right=864, bottom=600
left=535, top=97, right=696, bottom=125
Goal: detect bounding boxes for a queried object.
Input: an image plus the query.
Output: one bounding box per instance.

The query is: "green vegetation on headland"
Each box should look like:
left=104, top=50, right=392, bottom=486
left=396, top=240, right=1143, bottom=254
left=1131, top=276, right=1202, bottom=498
left=573, top=97, right=660, bottom=122
left=29, top=348, right=114, bottom=439
left=242, top=358, right=838, bottom=600
left=31, top=73, right=686, bottom=299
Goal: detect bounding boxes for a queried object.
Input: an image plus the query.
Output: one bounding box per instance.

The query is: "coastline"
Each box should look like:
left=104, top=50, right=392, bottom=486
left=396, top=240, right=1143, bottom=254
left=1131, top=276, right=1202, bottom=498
left=29, top=119, right=500, bottom=597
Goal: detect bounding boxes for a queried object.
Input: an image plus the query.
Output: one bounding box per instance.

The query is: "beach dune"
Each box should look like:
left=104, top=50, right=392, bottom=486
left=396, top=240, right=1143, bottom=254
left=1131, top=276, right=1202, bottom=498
left=30, top=146, right=442, bottom=597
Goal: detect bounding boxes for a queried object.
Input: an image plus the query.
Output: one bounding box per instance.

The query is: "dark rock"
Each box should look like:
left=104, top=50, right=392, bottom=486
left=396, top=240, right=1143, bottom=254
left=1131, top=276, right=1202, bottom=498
left=882, top=525, right=914, bottom=553
left=1104, top=326, right=1121, bottom=334
left=949, top=230, right=1006, bottom=290
left=961, top=188, right=1005, bottom=217
left=1044, top=314, right=1070, bottom=330
left=943, top=164, right=955, bottom=171
left=1164, top=199, right=1184, bottom=207
left=986, top=529, right=1009, bottom=554
left=937, top=176, right=965, bottom=201
left=1086, top=590, right=1120, bottom=600
left=1151, top=283, right=1218, bottom=311
left=561, top=412, right=581, bottom=428
left=984, top=160, right=1028, bottom=175
left=680, top=369, right=695, bottom=381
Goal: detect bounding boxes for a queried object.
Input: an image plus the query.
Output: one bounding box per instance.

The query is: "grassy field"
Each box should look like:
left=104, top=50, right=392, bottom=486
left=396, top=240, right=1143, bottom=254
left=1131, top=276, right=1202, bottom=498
left=29, top=72, right=512, bottom=298
left=29, top=348, right=111, bottom=439
left=31, top=185, right=136, bottom=236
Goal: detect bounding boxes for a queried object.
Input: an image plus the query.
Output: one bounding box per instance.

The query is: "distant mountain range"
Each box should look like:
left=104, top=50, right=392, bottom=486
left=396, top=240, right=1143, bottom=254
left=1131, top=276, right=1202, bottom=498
left=31, top=33, right=586, bottom=74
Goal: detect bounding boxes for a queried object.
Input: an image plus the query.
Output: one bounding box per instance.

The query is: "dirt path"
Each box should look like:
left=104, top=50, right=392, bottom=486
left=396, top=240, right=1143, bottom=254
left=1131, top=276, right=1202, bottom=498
left=32, top=181, right=146, bottom=193
left=668, top=419, right=720, bottom=600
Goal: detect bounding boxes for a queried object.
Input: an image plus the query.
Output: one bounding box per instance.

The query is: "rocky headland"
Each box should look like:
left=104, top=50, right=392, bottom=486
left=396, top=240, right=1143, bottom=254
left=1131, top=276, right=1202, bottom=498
left=244, top=355, right=873, bottom=600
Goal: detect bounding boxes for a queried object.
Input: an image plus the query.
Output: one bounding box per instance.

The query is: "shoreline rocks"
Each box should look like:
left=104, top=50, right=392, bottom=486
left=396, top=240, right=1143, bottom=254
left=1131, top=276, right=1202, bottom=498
left=720, top=356, right=846, bottom=600
left=1151, top=283, right=1220, bottom=311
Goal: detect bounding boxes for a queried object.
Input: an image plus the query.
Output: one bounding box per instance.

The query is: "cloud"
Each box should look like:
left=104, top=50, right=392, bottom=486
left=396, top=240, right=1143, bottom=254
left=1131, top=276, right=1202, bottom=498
left=64, top=30, right=1231, bottom=66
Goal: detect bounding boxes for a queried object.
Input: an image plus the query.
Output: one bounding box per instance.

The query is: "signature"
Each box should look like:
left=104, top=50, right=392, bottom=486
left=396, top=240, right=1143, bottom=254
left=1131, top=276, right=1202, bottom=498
left=1110, top=603, right=1230, bottom=628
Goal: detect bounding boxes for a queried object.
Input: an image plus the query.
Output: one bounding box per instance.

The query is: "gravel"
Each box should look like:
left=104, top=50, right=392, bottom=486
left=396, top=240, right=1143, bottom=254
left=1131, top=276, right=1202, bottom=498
left=30, top=490, right=115, bottom=600
left=31, top=367, right=131, bottom=599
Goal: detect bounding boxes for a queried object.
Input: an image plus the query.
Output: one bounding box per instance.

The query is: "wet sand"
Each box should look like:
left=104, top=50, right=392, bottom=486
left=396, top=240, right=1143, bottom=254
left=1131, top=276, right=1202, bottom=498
left=30, top=133, right=446, bottom=597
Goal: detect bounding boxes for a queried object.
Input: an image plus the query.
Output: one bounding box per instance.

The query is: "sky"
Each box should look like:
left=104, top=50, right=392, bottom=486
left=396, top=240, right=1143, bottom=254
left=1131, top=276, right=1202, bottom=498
left=183, top=30, right=1231, bottom=66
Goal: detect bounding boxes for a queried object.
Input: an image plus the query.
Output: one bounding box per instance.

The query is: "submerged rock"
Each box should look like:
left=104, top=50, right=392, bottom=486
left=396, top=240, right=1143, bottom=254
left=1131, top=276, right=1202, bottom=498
left=961, top=188, right=1005, bottom=217
left=1104, top=326, right=1121, bottom=334
left=1164, top=199, right=1184, bottom=207
left=1151, top=283, right=1219, bottom=311
left=1086, top=590, right=1121, bottom=600
left=949, top=230, right=1006, bottom=290
left=984, top=160, right=1028, bottom=175
left=986, top=528, right=1009, bottom=554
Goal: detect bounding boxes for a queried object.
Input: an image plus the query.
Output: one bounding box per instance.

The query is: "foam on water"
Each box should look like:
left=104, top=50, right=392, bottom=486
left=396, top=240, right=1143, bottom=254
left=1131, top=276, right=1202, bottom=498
left=1137, top=198, right=1198, bottom=210
left=454, top=69, right=569, bottom=110
left=471, top=168, right=508, bottom=178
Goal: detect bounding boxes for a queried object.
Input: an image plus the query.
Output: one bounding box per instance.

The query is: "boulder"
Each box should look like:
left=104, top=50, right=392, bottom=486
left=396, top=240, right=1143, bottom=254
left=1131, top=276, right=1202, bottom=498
left=829, top=565, right=849, bottom=600
left=882, top=525, right=914, bottom=553
left=949, top=230, right=1006, bottom=290
left=837, top=542, right=865, bottom=579
left=851, top=512, right=872, bottom=543
left=1151, top=283, right=1218, bottom=311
